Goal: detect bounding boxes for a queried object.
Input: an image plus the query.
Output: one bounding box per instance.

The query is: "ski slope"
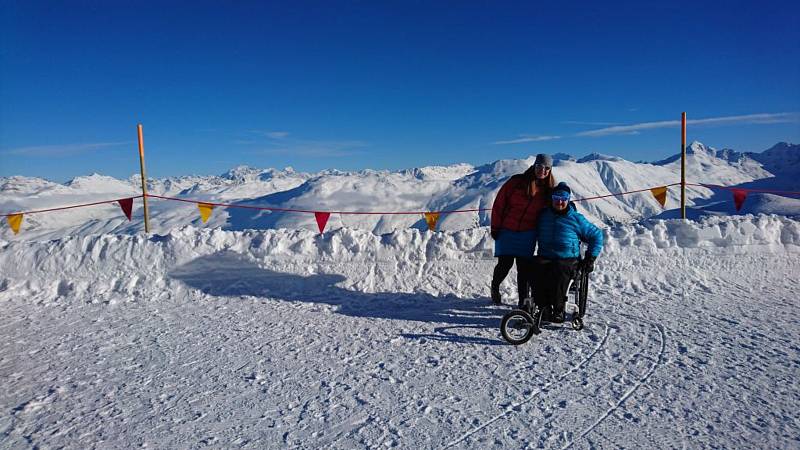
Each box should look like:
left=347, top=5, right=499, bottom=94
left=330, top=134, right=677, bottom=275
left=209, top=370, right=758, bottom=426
left=1, top=215, right=799, bottom=448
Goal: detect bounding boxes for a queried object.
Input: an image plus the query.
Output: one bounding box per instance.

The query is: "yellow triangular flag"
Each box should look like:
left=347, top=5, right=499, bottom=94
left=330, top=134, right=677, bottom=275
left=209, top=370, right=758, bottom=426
left=198, top=203, right=214, bottom=223
left=424, top=212, right=440, bottom=231
left=7, top=213, right=23, bottom=234
left=650, top=186, right=668, bottom=208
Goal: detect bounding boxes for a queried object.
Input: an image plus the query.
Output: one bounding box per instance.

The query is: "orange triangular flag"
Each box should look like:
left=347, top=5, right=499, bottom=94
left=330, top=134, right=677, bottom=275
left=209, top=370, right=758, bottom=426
left=118, top=198, right=134, bottom=221
left=315, top=212, right=330, bottom=233
left=7, top=213, right=23, bottom=234
left=424, top=212, right=440, bottom=231
left=198, top=203, right=214, bottom=223
left=650, top=186, right=668, bottom=208
left=732, top=189, right=747, bottom=212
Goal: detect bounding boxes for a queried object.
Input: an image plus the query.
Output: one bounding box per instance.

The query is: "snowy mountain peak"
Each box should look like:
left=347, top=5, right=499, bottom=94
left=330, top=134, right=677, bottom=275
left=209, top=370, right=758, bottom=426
left=221, top=165, right=263, bottom=181
left=399, top=163, right=475, bottom=181
left=576, top=153, right=625, bottom=163
left=65, top=173, right=135, bottom=192
left=552, top=152, right=576, bottom=162
left=220, top=166, right=302, bottom=183
left=749, top=142, right=800, bottom=175
left=65, top=173, right=119, bottom=186
left=0, top=175, right=62, bottom=195
left=687, top=141, right=714, bottom=155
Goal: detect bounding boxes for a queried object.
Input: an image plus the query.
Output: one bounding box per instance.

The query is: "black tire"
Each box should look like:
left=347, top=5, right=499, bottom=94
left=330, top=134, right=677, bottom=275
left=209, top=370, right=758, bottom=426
left=573, top=271, right=582, bottom=315
left=577, top=271, right=589, bottom=319
left=571, top=317, right=584, bottom=331
left=500, top=309, right=537, bottom=345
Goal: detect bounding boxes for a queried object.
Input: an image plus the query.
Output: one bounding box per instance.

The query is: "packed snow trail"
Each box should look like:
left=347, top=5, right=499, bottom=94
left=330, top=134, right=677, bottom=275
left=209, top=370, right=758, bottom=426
left=1, top=216, right=799, bottom=449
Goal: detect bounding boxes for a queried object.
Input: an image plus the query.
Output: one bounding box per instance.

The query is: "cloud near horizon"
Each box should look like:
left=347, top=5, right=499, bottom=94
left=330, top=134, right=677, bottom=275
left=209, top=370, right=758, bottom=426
left=576, top=112, right=800, bottom=137
left=492, top=135, right=561, bottom=145
left=241, top=130, right=368, bottom=158
left=1, top=141, right=130, bottom=157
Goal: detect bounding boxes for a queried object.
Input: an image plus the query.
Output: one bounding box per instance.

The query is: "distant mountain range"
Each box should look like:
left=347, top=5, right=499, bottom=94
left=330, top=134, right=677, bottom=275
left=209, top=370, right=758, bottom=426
left=2, top=142, right=798, bottom=240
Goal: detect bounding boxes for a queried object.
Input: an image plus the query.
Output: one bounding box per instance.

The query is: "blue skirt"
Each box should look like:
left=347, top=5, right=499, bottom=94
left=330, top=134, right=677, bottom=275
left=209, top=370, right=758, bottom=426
left=494, top=229, right=536, bottom=257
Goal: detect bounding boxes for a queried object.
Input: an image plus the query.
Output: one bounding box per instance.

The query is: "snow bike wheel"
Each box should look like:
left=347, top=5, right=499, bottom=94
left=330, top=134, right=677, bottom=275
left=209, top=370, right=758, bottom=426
left=500, top=309, right=537, bottom=345
left=577, top=271, right=589, bottom=319
left=571, top=317, right=584, bottom=331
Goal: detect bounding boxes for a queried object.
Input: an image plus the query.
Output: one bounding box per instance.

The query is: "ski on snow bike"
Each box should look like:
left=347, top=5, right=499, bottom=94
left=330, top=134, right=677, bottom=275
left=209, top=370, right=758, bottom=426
left=500, top=265, right=590, bottom=345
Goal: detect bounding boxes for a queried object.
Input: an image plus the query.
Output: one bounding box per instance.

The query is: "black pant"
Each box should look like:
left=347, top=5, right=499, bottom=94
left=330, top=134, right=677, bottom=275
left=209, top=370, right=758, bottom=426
left=531, top=257, right=578, bottom=313
left=492, top=256, right=533, bottom=304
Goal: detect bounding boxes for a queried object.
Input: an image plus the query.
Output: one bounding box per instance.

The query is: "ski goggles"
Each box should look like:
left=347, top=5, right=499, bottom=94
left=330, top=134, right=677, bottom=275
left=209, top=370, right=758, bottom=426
left=551, top=191, right=571, bottom=202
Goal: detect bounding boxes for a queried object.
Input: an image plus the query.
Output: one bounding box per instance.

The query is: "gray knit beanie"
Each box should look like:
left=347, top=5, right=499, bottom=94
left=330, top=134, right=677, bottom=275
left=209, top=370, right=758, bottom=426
left=534, top=153, right=553, bottom=168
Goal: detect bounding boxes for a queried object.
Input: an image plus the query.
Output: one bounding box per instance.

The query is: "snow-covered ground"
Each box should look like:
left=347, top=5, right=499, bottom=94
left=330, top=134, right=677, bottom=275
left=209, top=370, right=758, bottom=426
left=2, top=215, right=799, bottom=448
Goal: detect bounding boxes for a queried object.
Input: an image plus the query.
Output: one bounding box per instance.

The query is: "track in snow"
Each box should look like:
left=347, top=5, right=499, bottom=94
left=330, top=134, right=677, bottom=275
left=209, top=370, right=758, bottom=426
left=444, top=323, right=612, bottom=448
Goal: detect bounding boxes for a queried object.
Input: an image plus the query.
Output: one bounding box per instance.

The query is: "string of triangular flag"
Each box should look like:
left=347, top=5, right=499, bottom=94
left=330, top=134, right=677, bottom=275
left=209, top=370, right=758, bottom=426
left=4, top=197, right=137, bottom=235
left=0, top=184, right=790, bottom=235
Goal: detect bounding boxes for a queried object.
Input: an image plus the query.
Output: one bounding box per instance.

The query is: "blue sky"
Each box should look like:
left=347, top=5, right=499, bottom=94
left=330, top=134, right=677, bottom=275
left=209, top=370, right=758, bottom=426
left=2, top=1, right=799, bottom=181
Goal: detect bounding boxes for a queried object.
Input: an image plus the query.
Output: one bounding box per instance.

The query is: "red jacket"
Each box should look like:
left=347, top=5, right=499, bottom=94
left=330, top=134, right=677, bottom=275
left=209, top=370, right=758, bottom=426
left=491, top=172, right=549, bottom=232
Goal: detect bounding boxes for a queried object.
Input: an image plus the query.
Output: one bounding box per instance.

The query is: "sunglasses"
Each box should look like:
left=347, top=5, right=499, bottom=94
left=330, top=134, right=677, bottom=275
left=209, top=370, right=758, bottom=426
left=534, top=164, right=551, bottom=171
left=551, top=192, right=570, bottom=202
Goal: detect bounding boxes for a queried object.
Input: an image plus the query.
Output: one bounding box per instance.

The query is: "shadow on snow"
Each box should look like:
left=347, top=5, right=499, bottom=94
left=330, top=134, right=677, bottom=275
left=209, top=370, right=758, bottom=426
left=169, top=251, right=505, bottom=346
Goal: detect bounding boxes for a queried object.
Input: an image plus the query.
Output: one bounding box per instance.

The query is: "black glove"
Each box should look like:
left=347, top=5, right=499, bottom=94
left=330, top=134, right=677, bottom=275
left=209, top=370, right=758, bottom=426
left=491, top=229, right=500, bottom=240
left=579, top=256, right=596, bottom=273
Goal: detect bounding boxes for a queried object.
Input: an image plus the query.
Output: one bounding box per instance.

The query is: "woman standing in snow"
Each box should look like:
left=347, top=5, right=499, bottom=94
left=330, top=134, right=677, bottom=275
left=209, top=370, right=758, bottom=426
left=490, top=154, right=556, bottom=306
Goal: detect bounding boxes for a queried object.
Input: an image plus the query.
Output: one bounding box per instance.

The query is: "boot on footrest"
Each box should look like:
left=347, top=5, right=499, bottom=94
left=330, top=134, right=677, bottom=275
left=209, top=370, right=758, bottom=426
left=551, top=306, right=565, bottom=323
left=552, top=297, right=567, bottom=323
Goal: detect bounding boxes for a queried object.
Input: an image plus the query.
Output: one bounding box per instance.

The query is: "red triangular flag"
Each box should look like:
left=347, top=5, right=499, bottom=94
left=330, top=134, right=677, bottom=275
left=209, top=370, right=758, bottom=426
left=315, top=212, right=330, bottom=233
left=732, top=189, right=747, bottom=212
left=118, top=198, right=134, bottom=221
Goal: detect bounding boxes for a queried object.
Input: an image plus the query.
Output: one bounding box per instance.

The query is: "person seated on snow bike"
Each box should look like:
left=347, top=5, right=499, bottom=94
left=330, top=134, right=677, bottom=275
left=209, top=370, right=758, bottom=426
left=531, top=182, right=603, bottom=323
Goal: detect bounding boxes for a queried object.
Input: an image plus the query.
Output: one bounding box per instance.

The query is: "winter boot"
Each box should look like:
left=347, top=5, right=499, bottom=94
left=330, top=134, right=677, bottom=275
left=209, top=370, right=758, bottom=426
left=539, top=303, right=553, bottom=323
left=542, top=305, right=553, bottom=322
left=552, top=297, right=567, bottom=323
left=491, top=284, right=502, bottom=305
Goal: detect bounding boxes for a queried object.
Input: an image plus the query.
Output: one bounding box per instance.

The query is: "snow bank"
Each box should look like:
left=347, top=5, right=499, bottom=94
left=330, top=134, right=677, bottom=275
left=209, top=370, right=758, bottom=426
left=1, top=215, right=797, bottom=306
left=604, top=214, right=800, bottom=254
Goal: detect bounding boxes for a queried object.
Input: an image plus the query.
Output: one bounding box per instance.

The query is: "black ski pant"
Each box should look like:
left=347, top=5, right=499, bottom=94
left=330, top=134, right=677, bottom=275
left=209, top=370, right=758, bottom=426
left=492, top=256, right=533, bottom=305
left=531, top=257, right=578, bottom=313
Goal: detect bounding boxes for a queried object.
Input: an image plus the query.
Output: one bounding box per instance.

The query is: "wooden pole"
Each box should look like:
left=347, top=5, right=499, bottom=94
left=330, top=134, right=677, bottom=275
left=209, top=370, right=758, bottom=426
left=680, top=112, right=687, bottom=220
left=137, top=124, right=151, bottom=233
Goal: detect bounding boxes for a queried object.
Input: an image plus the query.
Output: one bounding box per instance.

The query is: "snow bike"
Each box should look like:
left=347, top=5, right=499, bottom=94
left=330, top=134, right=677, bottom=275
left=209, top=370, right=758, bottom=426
left=500, top=265, right=590, bottom=345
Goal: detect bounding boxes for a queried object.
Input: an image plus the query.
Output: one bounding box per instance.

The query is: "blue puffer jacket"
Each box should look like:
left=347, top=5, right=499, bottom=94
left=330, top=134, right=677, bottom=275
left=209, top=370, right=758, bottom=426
left=536, top=203, right=603, bottom=259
